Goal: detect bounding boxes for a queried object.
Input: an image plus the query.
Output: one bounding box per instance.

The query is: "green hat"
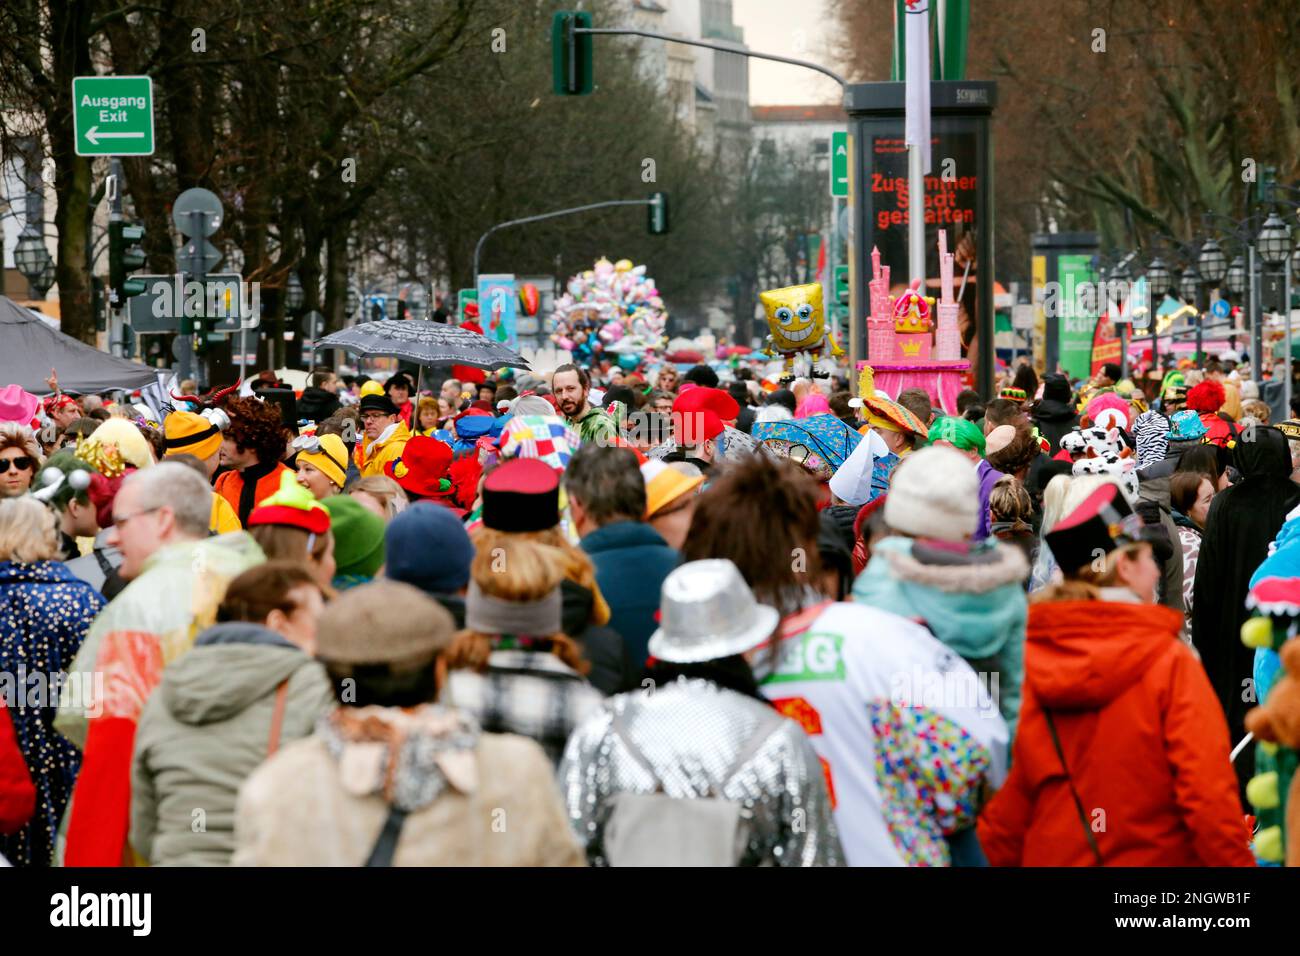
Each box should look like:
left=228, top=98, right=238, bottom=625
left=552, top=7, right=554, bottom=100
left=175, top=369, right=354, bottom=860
left=321, top=495, right=386, bottom=579
left=928, top=415, right=986, bottom=456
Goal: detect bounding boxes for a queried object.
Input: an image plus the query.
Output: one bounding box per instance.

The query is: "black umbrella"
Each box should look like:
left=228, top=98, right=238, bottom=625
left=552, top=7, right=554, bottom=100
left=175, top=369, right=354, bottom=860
left=314, top=319, right=529, bottom=371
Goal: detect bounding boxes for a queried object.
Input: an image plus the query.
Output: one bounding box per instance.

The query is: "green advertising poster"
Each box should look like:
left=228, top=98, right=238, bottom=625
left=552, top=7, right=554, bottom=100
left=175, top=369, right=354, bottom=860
left=1058, top=254, right=1098, bottom=380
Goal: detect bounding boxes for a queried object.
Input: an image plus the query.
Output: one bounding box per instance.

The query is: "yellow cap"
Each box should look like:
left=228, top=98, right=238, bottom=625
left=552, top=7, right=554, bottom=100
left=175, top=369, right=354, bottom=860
left=296, top=433, right=350, bottom=491
left=360, top=380, right=385, bottom=398
left=641, top=460, right=705, bottom=518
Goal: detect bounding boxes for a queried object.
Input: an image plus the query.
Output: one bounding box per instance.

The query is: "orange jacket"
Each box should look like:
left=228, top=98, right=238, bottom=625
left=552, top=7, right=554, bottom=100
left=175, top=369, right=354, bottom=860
left=214, top=462, right=289, bottom=527
left=978, top=599, right=1254, bottom=867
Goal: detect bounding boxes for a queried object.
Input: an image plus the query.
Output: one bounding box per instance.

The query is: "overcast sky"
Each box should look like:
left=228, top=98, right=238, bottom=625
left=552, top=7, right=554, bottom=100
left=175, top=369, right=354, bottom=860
left=731, top=0, right=843, bottom=107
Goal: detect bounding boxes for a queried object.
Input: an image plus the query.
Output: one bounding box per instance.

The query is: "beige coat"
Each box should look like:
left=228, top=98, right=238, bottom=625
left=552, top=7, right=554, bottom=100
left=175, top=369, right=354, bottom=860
left=232, top=731, right=584, bottom=866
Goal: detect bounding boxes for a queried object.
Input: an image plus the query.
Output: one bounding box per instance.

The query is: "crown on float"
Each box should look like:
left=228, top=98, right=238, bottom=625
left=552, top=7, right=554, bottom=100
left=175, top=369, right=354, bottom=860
left=899, top=339, right=923, bottom=357
left=893, top=280, right=935, bottom=334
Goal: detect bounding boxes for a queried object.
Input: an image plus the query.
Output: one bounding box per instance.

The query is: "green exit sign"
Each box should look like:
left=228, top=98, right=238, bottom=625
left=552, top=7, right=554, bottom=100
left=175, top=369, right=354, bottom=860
left=830, top=130, right=848, bottom=197
left=73, top=76, right=155, bottom=156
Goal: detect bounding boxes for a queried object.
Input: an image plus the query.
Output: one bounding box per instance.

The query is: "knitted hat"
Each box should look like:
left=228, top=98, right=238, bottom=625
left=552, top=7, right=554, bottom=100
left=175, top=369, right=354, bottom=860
left=84, top=417, right=154, bottom=469
left=482, top=458, right=560, bottom=532
left=163, top=410, right=223, bottom=461
left=359, top=393, right=400, bottom=416
left=295, top=432, right=349, bottom=490
left=385, top=435, right=454, bottom=498
left=0, top=385, right=40, bottom=426
left=1167, top=409, right=1208, bottom=442
left=999, top=386, right=1027, bottom=402
left=883, top=444, right=979, bottom=542
left=248, top=470, right=331, bottom=534
left=385, top=502, right=473, bottom=595
left=673, top=387, right=739, bottom=444
left=928, top=415, right=986, bottom=455
left=641, top=459, right=704, bottom=518
left=322, top=495, right=386, bottom=578
left=1044, top=482, right=1143, bottom=575
left=496, top=415, right=580, bottom=471
left=315, top=580, right=457, bottom=665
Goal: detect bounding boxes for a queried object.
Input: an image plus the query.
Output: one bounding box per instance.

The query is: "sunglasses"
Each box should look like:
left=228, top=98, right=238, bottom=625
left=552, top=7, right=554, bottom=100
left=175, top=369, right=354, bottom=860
left=0, top=456, right=34, bottom=473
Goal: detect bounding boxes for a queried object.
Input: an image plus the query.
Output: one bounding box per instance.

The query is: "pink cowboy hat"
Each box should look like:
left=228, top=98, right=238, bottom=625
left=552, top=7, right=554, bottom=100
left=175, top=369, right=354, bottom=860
left=0, top=385, right=41, bottom=425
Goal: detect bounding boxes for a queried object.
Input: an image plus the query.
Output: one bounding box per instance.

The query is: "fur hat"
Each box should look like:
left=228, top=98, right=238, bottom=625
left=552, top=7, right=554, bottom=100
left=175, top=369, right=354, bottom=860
left=883, top=444, right=980, bottom=542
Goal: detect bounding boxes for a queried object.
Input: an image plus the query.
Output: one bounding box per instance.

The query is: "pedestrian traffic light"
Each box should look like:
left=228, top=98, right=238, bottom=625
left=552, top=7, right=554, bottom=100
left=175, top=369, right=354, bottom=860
left=834, top=265, right=849, bottom=305
left=108, top=220, right=147, bottom=305
left=647, top=192, right=669, bottom=236
left=552, top=11, right=593, bottom=96
left=92, top=276, right=106, bottom=332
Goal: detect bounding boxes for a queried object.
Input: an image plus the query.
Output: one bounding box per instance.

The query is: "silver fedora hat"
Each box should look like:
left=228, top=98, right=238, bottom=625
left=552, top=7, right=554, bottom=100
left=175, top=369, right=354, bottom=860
left=647, top=559, right=781, bottom=664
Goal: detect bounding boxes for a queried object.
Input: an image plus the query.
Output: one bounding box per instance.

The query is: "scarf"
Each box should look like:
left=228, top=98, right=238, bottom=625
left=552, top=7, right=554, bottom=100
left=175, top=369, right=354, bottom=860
left=320, top=704, right=480, bottom=811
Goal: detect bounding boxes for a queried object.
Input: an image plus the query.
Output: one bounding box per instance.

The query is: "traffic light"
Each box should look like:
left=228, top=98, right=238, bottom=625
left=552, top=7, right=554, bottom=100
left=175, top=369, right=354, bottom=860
left=108, top=220, right=147, bottom=305
left=394, top=298, right=407, bottom=321
left=647, top=192, right=669, bottom=235
left=552, top=11, right=593, bottom=95
left=92, top=276, right=106, bottom=332
left=834, top=265, right=849, bottom=305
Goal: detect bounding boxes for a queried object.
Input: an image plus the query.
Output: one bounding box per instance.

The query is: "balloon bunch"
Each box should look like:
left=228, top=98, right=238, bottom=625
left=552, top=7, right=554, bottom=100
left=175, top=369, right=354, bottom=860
left=549, top=257, right=668, bottom=362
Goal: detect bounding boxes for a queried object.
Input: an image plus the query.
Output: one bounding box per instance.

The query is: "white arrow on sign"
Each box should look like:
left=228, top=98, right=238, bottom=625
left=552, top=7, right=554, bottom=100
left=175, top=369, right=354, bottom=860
left=84, top=126, right=144, bottom=145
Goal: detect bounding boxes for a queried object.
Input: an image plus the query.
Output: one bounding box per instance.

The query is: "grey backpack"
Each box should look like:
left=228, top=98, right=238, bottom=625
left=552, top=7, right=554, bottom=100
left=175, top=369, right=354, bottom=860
left=603, top=707, right=784, bottom=867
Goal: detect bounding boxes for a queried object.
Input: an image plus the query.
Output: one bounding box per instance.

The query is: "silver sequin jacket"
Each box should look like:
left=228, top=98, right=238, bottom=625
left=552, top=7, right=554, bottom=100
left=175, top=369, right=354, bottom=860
left=557, top=677, right=843, bottom=866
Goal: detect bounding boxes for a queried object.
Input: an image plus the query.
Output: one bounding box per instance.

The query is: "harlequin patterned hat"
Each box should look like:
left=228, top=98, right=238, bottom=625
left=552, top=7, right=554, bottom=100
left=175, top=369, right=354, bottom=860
left=849, top=393, right=928, bottom=439
left=496, top=414, right=581, bottom=472
left=248, top=470, right=331, bottom=534
left=999, top=386, right=1027, bottom=402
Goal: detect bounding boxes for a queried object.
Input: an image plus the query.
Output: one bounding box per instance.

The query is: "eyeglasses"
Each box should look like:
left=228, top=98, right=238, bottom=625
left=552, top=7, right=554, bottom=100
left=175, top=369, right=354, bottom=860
left=0, top=456, right=34, bottom=473
left=112, top=506, right=160, bottom=527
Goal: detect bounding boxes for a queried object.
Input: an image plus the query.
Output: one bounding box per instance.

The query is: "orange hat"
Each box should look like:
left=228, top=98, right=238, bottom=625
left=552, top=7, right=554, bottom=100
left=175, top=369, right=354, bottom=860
left=641, top=459, right=705, bottom=518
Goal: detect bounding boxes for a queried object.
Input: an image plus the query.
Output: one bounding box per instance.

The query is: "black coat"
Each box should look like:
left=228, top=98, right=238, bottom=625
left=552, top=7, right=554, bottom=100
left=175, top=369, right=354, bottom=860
left=1192, top=427, right=1300, bottom=775
left=1032, top=399, right=1079, bottom=455
left=561, top=579, right=637, bottom=695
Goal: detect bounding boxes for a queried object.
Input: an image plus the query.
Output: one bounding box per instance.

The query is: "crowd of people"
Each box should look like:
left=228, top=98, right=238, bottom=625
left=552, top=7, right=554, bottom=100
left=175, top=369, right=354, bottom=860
left=0, top=348, right=1295, bottom=867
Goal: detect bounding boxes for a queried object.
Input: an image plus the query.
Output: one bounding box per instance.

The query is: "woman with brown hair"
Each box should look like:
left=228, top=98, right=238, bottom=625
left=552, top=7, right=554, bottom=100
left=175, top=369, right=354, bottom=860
left=977, top=481, right=1252, bottom=866
left=131, top=561, right=334, bottom=865
left=443, top=533, right=603, bottom=766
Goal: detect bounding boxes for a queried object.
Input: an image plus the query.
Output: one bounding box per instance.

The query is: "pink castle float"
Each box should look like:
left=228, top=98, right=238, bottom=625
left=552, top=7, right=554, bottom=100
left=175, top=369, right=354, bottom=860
left=861, top=230, right=970, bottom=415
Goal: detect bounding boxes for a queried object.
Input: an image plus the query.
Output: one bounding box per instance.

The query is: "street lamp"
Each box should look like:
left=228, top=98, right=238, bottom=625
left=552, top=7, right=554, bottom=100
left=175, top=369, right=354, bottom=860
left=1180, top=267, right=1200, bottom=304
left=32, top=256, right=56, bottom=298
left=1226, top=255, right=1247, bottom=296
left=1257, top=213, right=1294, bottom=414
left=1257, top=212, right=1291, bottom=267
left=14, top=228, right=51, bottom=298
left=1198, top=238, right=1227, bottom=286
left=1142, top=257, right=1170, bottom=374
left=1108, top=253, right=1135, bottom=379
left=285, top=271, right=305, bottom=312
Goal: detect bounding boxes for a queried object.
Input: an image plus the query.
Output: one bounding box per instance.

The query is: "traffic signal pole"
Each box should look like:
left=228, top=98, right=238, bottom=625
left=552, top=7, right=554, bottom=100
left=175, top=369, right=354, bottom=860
left=473, top=196, right=667, bottom=288
left=571, top=27, right=846, bottom=89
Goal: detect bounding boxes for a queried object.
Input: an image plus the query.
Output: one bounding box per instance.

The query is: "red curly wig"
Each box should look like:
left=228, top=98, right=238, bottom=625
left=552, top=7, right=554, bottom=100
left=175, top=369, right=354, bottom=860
left=224, top=396, right=290, bottom=464
left=1185, top=379, right=1226, bottom=414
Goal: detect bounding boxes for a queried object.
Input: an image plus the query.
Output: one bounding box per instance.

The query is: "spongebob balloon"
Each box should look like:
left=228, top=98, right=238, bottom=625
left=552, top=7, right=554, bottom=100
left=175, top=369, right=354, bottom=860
left=759, top=282, right=843, bottom=374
